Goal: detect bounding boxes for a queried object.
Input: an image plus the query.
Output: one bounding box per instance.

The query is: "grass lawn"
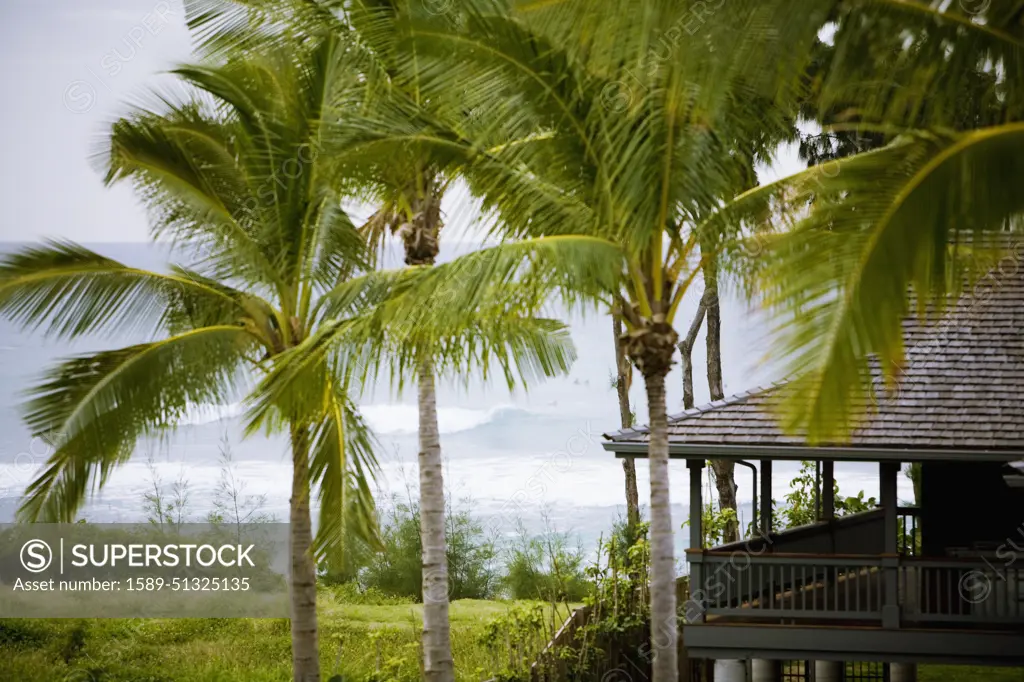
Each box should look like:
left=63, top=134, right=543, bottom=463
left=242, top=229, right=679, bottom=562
left=0, top=590, right=573, bottom=682
left=919, top=665, right=1023, bottom=682
left=0, top=591, right=1019, bottom=681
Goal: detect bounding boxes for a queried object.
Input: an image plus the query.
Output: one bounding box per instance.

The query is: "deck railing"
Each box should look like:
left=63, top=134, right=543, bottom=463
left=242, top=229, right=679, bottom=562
left=698, top=553, right=884, bottom=621
left=901, top=558, right=1023, bottom=623
left=692, top=552, right=1022, bottom=628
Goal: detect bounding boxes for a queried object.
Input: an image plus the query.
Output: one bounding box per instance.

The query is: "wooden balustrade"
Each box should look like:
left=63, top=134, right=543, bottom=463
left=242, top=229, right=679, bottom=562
left=688, top=552, right=1022, bottom=629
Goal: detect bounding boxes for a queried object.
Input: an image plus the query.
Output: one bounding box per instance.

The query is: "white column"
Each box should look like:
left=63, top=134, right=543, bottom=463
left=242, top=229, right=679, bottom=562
left=751, top=659, right=780, bottom=682
left=714, top=659, right=747, bottom=682
left=891, top=663, right=917, bottom=682
left=814, top=660, right=843, bottom=682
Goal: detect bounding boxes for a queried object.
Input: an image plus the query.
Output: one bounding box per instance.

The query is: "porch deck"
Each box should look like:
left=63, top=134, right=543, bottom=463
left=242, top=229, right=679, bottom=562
left=694, top=551, right=1022, bottom=628
left=682, top=514, right=1024, bottom=665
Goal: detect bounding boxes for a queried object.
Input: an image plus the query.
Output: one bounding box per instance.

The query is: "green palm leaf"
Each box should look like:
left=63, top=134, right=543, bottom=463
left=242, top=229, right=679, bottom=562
left=19, top=325, right=258, bottom=522
left=764, top=124, right=1024, bottom=442
left=310, top=385, right=382, bottom=560
left=0, top=240, right=254, bottom=340
left=821, top=0, right=1024, bottom=130
left=245, top=235, right=620, bottom=429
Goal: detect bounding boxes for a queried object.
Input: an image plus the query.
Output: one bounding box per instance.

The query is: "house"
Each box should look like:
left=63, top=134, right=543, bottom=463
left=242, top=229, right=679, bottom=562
left=602, top=263, right=1024, bottom=682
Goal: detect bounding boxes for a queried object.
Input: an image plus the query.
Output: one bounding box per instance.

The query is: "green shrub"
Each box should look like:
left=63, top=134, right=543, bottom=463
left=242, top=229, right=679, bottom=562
left=537, top=521, right=651, bottom=682
left=360, top=495, right=500, bottom=601
left=778, top=461, right=878, bottom=531
left=326, top=582, right=414, bottom=606
left=478, top=604, right=549, bottom=682
left=0, top=620, right=49, bottom=648
left=501, top=524, right=590, bottom=602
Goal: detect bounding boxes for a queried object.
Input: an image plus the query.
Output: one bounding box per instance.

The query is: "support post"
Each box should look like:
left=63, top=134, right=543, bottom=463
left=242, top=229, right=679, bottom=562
left=714, top=659, right=747, bottom=682
left=881, top=461, right=901, bottom=629
left=686, top=459, right=705, bottom=623
left=736, top=460, right=758, bottom=532
left=814, top=660, right=842, bottom=682
left=688, top=459, right=704, bottom=550
left=751, top=659, right=780, bottom=682
left=890, top=663, right=917, bottom=682
left=822, top=460, right=835, bottom=520
left=814, top=461, right=820, bottom=519
left=759, top=460, right=773, bottom=536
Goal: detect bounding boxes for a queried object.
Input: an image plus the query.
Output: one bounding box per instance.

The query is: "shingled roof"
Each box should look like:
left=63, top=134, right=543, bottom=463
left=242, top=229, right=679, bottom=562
left=605, top=259, right=1024, bottom=454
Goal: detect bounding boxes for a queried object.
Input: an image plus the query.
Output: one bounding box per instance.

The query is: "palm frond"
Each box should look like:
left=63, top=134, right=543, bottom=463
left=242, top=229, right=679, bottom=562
left=250, top=235, right=621, bottom=419
left=310, top=384, right=382, bottom=559
left=432, top=314, right=577, bottom=392
left=103, top=100, right=287, bottom=292
left=0, top=240, right=254, bottom=340
left=821, top=0, right=1024, bottom=129
left=763, top=124, right=1024, bottom=442
left=185, top=0, right=341, bottom=59
left=19, top=326, right=258, bottom=521
left=320, top=234, right=624, bottom=323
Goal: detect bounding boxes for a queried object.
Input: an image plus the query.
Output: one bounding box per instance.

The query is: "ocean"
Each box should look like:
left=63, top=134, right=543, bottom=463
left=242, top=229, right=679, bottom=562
left=0, top=241, right=914, bottom=562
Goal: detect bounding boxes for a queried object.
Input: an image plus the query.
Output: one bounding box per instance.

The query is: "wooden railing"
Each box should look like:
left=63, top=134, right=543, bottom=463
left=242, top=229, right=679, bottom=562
left=697, top=553, right=885, bottom=621
left=901, top=557, right=1023, bottom=624
left=689, top=552, right=1022, bottom=629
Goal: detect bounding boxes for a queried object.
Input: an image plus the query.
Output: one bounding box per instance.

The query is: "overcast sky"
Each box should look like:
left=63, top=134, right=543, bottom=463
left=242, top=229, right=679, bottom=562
left=0, top=0, right=807, bottom=244
left=1, top=0, right=193, bottom=242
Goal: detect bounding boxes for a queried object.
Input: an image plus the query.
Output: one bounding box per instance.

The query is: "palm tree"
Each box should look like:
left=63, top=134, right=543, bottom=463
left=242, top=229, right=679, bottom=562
left=181, top=4, right=558, bottom=679
left=565, top=0, right=1024, bottom=471
left=0, top=36, right=381, bottom=682
left=180, top=4, right=624, bottom=679
left=253, top=234, right=621, bottom=682
left=329, top=10, right=460, bottom=673
left=385, top=4, right=833, bottom=680
left=474, top=0, right=1024, bottom=499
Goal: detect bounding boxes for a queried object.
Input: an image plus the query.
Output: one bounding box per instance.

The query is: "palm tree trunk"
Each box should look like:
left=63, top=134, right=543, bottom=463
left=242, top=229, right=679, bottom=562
left=678, top=299, right=707, bottom=410
left=289, top=425, right=320, bottom=682
left=907, top=462, right=922, bottom=505
left=417, top=356, right=455, bottom=682
left=613, top=317, right=640, bottom=529
left=703, top=262, right=738, bottom=543
left=704, top=273, right=724, bottom=402
left=645, top=370, right=678, bottom=682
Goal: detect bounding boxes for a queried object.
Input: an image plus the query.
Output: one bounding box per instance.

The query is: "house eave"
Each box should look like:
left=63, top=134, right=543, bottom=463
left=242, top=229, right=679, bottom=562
left=602, top=441, right=1024, bottom=462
